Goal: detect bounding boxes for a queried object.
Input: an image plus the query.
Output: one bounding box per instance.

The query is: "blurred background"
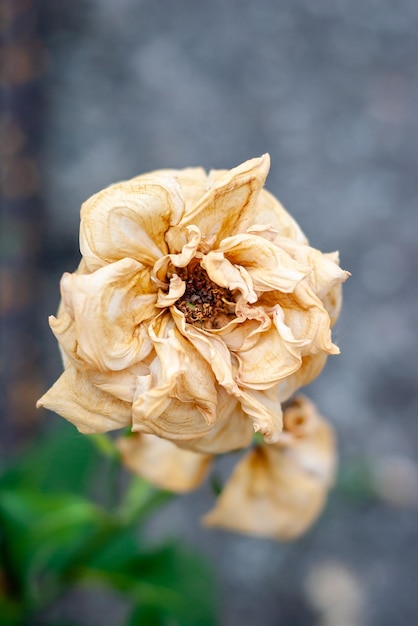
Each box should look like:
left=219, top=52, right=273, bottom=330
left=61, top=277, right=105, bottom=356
left=1, top=0, right=418, bottom=624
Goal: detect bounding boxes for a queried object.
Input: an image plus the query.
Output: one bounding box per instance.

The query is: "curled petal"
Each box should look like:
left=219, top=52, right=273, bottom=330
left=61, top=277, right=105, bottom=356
left=272, top=304, right=310, bottom=348
left=285, top=282, right=340, bottom=355
left=88, top=359, right=151, bottom=403
left=180, top=155, right=270, bottom=244
left=235, top=325, right=303, bottom=390
left=276, top=353, right=328, bottom=402
left=80, top=176, right=184, bottom=271
left=250, top=188, right=308, bottom=243
left=172, top=307, right=239, bottom=396
left=150, top=167, right=208, bottom=216
left=280, top=396, right=337, bottom=482
left=215, top=233, right=309, bottom=293
left=200, top=251, right=257, bottom=303
left=134, top=398, right=217, bottom=442
left=213, top=316, right=270, bottom=353
left=156, top=275, right=185, bottom=308
left=58, top=258, right=156, bottom=372
left=153, top=224, right=202, bottom=285
left=203, top=397, right=336, bottom=540
left=133, top=320, right=220, bottom=439
left=276, top=239, right=350, bottom=300
left=117, top=433, right=212, bottom=493
left=178, top=388, right=253, bottom=454
left=132, top=315, right=185, bottom=426
left=239, top=386, right=283, bottom=443
left=172, top=334, right=219, bottom=425
left=36, top=366, right=131, bottom=434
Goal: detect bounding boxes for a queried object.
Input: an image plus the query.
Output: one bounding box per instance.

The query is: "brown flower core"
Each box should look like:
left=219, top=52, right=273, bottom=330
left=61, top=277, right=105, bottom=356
left=174, top=262, right=234, bottom=328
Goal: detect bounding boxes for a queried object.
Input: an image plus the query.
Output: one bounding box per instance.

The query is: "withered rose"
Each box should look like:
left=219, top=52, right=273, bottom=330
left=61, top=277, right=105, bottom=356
left=38, top=155, right=348, bottom=537
left=38, top=155, right=347, bottom=447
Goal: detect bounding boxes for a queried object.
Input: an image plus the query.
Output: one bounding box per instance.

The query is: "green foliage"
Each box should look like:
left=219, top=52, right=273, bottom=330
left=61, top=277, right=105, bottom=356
left=0, top=425, right=218, bottom=626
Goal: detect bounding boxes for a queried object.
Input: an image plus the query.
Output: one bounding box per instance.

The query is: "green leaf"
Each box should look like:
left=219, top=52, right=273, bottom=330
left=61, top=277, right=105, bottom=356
left=0, top=424, right=99, bottom=497
left=126, top=603, right=167, bottom=626
left=0, top=597, right=23, bottom=626
left=0, top=488, right=110, bottom=602
left=80, top=542, right=218, bottom=626
left=117, top=476, right=173, bottom=525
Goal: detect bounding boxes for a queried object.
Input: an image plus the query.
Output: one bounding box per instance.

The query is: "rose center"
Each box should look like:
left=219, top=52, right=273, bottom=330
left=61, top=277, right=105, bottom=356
left=174, top=262, right=233, bottom=328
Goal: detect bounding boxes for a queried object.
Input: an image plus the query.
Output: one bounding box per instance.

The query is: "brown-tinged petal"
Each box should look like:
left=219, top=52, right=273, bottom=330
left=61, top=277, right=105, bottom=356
left=235, top=324, right=303, bottom=391
left=276, top=353, right=328, bottom=402
left=238, top=385, right=283, bottom=443
left=321, top=252, right=348, bottom=326
left=176, top=387, right=253, bottom=454
left=134, top=397, right=217, bottom=442
left=58, top=258, right=156, bottom=372
left=213, top=316, right=270, bottom=353
left=36, top=365, right=131, bottom=433
left=275, top=239, right=350, bottom=301
left=132, top=314, right=185, bottom=426
left=213, top=233, right=309, bottom=293
left=171, top=306, right=239, bottom=396
left=202, top=446, right=325, bottom=540
left=156, top=275, right=186, bottom=307
left=80, top=176, right=184, bottom=271
left=179, top=155, right=270, bottom=244
left=250, top=188, right=308, bottom=243
left=283, top=282, right=340, bottom=355
left=210, top=300, right=271, bottom=354
left=88, top=360, right=151, bottom=403
left=172, top=331, right=219, bottom=425
left=203, top=397, right=336, bottom=540
left=153, top=224, right=202, bottom=285
left=116, top=433, right=212, bottom=493
left=280, top=396, right=337, bottom=482
left=149, top=167, right=208, bottom=214
left=200, top=251, right=257, bottom=303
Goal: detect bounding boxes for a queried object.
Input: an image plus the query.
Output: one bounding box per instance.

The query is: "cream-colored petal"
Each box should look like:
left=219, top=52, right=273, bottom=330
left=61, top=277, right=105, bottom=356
left=88, top=359, right=151, bottom=403
left=283, top=282, right=340, bottom=355
left=36, top=365, right=132, bottom=433
left=116, top=433, right=212, bottom=493
left=203, top=446, right=325, bottom=540
left=153, top=224, right=202, bottom=286
left=156, top=275, right=186, bottom=308
left=180, top=155, right=270, bottom=244
left=272, top=304, right=310, bottom=348
left=276, top=239, right=350, bottom=300
left=211, top=299, right=272, bottom=352
left=280, top=396, right=337, bottom=483
left=214, top=233, right=309, bottom=293
left=178, top=397, right=253, bottom=455
left=171, top=307, right=239, bottom=396
left=251, top=188, right=308, bottom=244
left=203, top=397, right=336, bottom=540
left=235, top=325, right=303, bottom=391
left=171, top=332, right=219, bottom=425
left=200, top=251, right=257, bottom=303
left=149, top=167, right=208, bottom=215
left=132, top=314, right=224, bottom=440
left=58, top=258, right=156, bottom=372
left=80, top=176, right=184, bottom=271
left=132, top=314, right=185, bottom=426
left=276, top=353, right=328, bottom=402
left=134, top=397, right=216, bottom=442
left=213, top=317, right=270, bottom=353
left=238, top=385, right=283, bottom=443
